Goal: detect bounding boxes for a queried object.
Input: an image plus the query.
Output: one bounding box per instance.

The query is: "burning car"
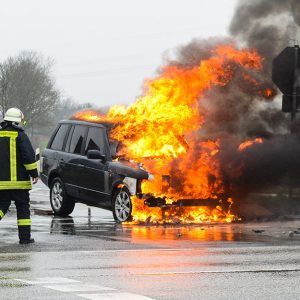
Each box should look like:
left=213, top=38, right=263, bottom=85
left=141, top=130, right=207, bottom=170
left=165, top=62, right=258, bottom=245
left=41, top=43, right=276, bottom=224
left=40, top=120, right=151, bottom=222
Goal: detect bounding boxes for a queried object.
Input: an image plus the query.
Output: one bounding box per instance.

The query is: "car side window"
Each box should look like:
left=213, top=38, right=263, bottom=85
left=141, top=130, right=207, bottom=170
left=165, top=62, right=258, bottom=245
left=69, top=126, right=87, bottom=155
left=50, top=124, right=70, bottom=151
left=85, top=127, right=106, bottom=155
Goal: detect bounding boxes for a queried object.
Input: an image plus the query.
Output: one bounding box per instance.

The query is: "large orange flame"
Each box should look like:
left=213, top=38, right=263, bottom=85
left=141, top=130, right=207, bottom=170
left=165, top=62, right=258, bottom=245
left=73, top=44, right=267, bottom=224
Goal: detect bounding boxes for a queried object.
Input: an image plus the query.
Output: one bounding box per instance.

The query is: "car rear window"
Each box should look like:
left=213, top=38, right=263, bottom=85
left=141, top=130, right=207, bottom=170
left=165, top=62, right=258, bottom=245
left=50, top=124, right=69, bottom=151
left=85, top=127, right=107, bottom=155
left=69, top=125, right=87, bottom=154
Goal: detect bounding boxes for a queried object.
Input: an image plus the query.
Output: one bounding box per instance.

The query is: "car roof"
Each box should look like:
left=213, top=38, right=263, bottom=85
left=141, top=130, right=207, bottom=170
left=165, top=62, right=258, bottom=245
left=59, top=119, right=107, bottom=129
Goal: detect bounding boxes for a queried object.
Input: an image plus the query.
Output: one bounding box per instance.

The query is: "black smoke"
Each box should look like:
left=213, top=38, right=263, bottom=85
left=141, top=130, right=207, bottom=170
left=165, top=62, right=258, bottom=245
left=230, top=0, right=300, bottom=71
left=227, top=0, right=300, bottom=192
left=165, top=0, right=300, bottom=194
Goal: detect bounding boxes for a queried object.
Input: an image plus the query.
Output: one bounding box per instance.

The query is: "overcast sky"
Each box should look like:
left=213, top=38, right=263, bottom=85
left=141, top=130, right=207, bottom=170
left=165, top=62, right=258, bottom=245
left=0, top=0, right=238, bottom=107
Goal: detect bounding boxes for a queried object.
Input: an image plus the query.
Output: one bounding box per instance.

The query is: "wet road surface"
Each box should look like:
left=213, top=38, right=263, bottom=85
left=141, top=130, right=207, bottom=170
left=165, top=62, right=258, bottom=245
left=0, top=182, right=300, bottom=299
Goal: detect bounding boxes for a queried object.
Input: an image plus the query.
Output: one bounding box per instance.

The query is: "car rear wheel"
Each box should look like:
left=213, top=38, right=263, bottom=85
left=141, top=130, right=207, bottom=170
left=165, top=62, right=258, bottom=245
left=50, top=177, right=75, bottom=216
left=112, top=187, right=132, bottom=222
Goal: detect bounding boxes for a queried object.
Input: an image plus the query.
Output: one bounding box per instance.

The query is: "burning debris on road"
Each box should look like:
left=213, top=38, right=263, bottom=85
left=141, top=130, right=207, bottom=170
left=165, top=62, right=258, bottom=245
left=73, top=0, right=300, bottom=224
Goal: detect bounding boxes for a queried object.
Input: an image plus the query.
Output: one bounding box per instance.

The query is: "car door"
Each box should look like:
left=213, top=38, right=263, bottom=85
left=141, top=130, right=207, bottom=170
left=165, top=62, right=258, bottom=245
left=63, top=125, right=88, bottom=199
left=79, top=126, right=111, bottom=207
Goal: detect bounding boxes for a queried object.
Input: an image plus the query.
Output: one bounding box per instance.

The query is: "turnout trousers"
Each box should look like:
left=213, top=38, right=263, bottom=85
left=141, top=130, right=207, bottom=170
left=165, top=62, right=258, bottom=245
left=0, top=190, right=31, bottom=240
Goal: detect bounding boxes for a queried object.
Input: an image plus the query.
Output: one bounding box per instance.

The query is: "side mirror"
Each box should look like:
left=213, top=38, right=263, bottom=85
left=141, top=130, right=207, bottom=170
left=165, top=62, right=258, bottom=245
left=87, top=150, right=106, bottom=161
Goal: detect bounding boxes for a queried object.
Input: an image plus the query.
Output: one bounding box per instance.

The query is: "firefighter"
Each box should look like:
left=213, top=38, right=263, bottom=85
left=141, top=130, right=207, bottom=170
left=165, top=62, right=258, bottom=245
left=0, top=108, right=38, bottom=244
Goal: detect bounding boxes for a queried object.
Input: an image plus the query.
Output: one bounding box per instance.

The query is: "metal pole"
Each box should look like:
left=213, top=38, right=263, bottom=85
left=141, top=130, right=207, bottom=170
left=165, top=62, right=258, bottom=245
left=289, top=45, right=299, bottom=200
left=291, top=45, right=299, bottom=122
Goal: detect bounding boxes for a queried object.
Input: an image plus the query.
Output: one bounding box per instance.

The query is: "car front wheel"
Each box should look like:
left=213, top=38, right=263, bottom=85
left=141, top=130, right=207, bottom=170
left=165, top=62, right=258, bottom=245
left=50, top=177, right=75, bottom=216
left=112, top=187, right=132, bottom=222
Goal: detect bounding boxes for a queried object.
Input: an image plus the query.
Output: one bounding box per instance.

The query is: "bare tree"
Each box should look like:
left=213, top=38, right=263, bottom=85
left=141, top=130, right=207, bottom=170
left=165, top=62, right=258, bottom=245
left=0, top=51, right=60, bottom=131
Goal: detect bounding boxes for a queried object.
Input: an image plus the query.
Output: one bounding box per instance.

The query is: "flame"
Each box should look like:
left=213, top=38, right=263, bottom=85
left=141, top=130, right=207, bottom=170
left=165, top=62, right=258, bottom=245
left=238, top=138, right=264, bottom=152
left=264, top=88, right=274, bottom=98
left=73, top=110, right=106, bottom=123
left=130, top=196, right=235, bottom=225
left=74, top=44, right=267, bottom=224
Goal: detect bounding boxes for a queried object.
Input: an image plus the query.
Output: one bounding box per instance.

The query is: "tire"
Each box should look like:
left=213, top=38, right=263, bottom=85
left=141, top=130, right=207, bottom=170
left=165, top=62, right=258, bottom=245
left=50, top=177, right=75, bottom=216
left=112, top=187, right=132, bottom=222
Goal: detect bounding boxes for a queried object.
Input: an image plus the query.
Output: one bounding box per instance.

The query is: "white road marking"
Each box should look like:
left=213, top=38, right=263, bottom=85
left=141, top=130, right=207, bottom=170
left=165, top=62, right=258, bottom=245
left=140, top=268, right=300, bottom=275
left=1, top=245, right=299, bottom=256
left=15, top=277, right=79, bottom=285
left=79, top=248, right=203, bottom=253
left=14, top=277, right=156, bottom=300
left=78, top=293, right=156, bottom=300
left=44, top=283, right=115, bottom=292
left=0, top=248, right=203, bottom=256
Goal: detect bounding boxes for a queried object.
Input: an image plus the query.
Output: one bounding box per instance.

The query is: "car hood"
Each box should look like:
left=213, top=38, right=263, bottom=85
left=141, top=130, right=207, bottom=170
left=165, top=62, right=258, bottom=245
left=107, top=160, right=149, bottom=179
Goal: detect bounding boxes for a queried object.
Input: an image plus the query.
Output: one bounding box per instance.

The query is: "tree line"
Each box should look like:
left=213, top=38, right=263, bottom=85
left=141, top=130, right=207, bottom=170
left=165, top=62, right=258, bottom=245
left=0, top=51, right=93, bottom=146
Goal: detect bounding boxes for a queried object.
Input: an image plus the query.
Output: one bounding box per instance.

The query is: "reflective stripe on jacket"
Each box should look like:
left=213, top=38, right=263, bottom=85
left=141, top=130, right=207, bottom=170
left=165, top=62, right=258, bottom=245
left=0, top=123, right=38, bottom=190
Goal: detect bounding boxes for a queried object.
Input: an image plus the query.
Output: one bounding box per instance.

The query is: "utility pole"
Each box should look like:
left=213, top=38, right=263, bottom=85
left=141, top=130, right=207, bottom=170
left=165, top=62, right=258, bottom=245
left=272, top=25, right=300, bottom=201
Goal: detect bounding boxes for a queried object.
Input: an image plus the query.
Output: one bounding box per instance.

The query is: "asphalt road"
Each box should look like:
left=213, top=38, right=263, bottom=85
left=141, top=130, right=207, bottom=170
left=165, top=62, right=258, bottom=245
left=0, top=182, right=300, bottom=300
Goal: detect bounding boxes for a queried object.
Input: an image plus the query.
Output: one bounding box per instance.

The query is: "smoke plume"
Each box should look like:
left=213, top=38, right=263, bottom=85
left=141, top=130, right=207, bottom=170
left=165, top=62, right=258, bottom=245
left=230, top=0, right=300, bottom=70
left=165, top=0, right=300, bottom=193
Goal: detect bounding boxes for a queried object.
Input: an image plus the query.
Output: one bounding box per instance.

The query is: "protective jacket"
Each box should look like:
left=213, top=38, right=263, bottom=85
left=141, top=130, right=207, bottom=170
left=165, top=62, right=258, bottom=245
left=0, top=121, right=38, bottom=190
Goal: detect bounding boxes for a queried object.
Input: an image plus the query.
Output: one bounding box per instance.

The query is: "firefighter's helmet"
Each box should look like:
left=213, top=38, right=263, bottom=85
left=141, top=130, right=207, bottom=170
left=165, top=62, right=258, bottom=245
left=4, top=108, right=25, bottom=123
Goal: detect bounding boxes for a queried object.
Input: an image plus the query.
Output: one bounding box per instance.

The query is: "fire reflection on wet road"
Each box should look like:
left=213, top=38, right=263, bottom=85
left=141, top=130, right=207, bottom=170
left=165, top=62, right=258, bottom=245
left=48, top=214, right=300, bottom=247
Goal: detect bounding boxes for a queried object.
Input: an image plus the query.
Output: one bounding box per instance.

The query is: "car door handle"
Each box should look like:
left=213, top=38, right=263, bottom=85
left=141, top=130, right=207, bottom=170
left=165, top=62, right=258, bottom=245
left=59, top=159, right=65, bottom=165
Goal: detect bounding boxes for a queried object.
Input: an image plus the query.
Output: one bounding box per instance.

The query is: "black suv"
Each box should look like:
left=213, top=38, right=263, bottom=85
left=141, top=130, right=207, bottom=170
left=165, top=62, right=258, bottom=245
left=40, top=120, right=150, bottom=222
